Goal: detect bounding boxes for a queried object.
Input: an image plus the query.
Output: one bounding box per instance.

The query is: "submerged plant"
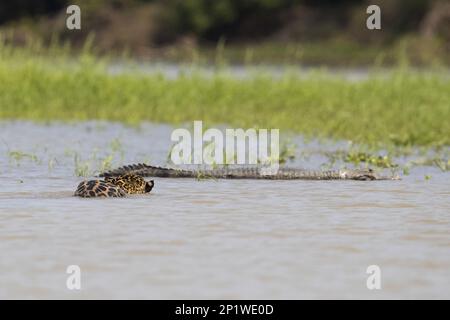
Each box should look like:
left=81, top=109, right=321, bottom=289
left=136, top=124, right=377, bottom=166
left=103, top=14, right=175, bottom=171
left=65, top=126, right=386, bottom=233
left=278, top=141, right=297, bottom=164
left=47, top=157, right=58, bottom=171
left=344, top=151, right=397, bottom=168
left=73, top=153, right=91, bottom=177
left=433, top=159, right=449, bottom=172
left=99, top=154, right=114, bottom=172
left=8, top=151, right=39, bottom=166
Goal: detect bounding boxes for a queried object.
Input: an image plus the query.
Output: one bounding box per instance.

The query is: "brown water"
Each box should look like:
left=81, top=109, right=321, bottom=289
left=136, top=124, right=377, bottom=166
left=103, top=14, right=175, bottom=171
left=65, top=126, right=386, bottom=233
left=0, top=121, right=449, bottom=299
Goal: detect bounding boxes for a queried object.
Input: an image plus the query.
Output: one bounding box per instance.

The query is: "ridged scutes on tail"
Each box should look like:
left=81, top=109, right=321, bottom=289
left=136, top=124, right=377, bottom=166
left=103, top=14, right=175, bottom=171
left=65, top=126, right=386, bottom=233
left=99, top=163, right=400, bottom=180
left=100, top=163, right=169, bottom=177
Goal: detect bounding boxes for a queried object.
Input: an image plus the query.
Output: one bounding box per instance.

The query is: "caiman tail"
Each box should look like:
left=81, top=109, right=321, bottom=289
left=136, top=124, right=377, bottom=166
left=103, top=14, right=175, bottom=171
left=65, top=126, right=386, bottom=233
left=100, top=163, right=400, bottom=180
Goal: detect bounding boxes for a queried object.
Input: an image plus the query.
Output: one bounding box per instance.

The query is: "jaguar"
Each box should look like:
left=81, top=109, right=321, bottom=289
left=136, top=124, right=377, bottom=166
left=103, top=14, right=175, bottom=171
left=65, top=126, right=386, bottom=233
left=74, top=173, right=154, bottom=198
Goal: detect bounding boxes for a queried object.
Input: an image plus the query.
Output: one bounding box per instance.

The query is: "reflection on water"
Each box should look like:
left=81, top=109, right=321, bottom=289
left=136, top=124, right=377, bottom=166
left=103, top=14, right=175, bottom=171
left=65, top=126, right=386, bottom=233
left=0, top=121, right=449, bottom=299
left=108, top=63, right=375, bottom=81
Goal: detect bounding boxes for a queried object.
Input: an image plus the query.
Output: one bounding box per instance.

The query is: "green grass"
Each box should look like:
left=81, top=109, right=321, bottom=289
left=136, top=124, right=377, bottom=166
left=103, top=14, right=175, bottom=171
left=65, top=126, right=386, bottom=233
left=159, top=36, right=449, bottom=67
left=1, top=42, right=449, bottom=150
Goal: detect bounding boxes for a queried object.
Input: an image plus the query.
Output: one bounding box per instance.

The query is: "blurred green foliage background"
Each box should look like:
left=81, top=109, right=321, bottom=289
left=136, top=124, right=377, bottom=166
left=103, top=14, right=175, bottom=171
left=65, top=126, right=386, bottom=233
left=1, top=0, right=448, bottom=65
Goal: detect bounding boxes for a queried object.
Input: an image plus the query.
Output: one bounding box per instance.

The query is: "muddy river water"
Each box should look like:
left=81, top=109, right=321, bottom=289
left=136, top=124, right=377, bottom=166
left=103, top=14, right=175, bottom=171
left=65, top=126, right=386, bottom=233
left=0, top=121, right=449, bottom=299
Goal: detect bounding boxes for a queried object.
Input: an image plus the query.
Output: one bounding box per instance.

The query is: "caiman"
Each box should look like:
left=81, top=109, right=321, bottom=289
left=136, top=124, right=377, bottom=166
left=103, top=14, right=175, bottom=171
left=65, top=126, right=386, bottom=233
left=100, top=163, right=400, bottom=181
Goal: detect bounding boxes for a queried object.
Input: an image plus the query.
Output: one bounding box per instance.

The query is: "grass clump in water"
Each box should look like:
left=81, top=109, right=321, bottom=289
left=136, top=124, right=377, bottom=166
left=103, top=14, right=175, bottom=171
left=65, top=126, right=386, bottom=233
left=344, top=151, right=398, bottom=169
left=8, top=150, right=39, bottom=166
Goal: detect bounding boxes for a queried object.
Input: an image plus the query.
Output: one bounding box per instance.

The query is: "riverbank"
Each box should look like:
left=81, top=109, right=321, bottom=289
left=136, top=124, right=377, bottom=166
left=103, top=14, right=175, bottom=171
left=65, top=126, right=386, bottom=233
left=1, top=44, right=449, bottom=152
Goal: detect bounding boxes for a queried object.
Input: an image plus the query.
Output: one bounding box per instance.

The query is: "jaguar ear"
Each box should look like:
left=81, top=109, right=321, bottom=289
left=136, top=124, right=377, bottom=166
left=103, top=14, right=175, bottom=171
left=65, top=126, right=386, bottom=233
left=145, top=180, right=154, bottom=193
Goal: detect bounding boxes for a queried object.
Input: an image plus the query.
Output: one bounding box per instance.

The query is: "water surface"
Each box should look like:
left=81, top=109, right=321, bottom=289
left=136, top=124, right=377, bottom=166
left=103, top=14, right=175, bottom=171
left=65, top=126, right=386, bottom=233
left=0, top=121, right=449, bottom=299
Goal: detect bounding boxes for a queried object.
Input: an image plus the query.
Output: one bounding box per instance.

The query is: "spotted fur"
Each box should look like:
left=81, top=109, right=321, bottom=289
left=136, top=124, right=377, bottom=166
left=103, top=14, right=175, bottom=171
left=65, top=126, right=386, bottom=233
left=74, top=174, right=154, bottom=198
left=104, top=174, right=154, bottom=194
left=74, top=180, right=127, bottom=198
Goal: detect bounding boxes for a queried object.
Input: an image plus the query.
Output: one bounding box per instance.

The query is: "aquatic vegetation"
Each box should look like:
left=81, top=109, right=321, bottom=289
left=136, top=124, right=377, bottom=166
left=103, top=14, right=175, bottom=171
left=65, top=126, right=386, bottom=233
left=278, top=140, right=297, bottom=164
left=402, top=166, right=411, bottom=176
left=8, top=151, right=39, bottom=165
left=73, top=153, right=91, bottom=177
left=323, top=145, right=450, bottom=173
left=344, top=151, right=398, bottom=168
left=0, top=43, right=449, bottom=153
left=68, top=136, right=134, bottom=177
left=110, top=138, right=124, bottom=155
left=436, top=159, right=450, bottom=172
left=47, top=157, right=58, bottom=171
left=99, top=154, right=114, bottom=173
left=72, top=150, right=121, bottom=177
left=406, top=157, right=450, bottom=172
